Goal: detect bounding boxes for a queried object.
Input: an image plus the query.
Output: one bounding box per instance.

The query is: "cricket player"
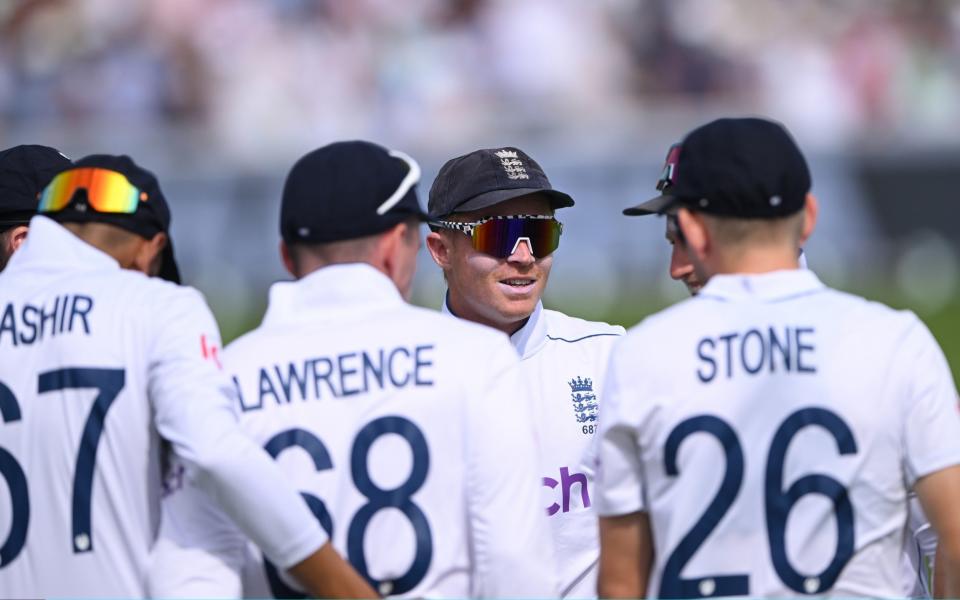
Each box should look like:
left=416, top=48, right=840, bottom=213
left=595, top=118, right=960, bottom=598
left=425, top=147, right=624, bottom=597
left=0, top=155, right=374, bottom=598
left=150, top=141, right=558, bottom=598
left=0, top=144, right=71, bottom=271
left=637, top=139, right=939, bottom=598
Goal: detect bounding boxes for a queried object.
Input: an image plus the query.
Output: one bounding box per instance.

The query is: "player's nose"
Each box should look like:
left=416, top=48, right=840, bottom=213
left=507, top=238, right=536, bottom=265
left=670, top=245, right=694, bottom=281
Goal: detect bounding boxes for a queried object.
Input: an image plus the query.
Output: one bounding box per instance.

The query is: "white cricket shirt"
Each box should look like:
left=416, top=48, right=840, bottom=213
left=444, top=299, right=624, bottom=597
left=596, top=269, right=960, bottom=598
left=0, top=217, right=327, bottom=598
left=152, top=264, right=558, bottom=598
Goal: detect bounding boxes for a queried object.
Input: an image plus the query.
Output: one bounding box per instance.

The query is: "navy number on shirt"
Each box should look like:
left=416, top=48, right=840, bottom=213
left=261, top=429, right=335, bottom=598
left=262, top=416, right=432, bottom=598
left=765, top=408, right=856, bottom=593
left=348, top=416, right=432, bottom=595
left=0, top=369, right=124, bottom=566
left=0, top=382, right=28, bottom=567
left=659, top=408, right=857, bottom=597
left=661, top=416, right=748, bottom=597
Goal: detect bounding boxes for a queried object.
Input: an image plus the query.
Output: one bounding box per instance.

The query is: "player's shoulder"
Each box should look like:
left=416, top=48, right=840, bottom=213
left=122, top=272, right=210, bottom=314
left=615, top=297, right=694, bottom=348
left=818, top=287, right=924, bottom=339
left=227, top=301, right=512, bottom=359
left=414, top=304, right=511, bottom=340
left=388, top=304, right=521, bottom=365
left=541, top=308, right=625, bottom=346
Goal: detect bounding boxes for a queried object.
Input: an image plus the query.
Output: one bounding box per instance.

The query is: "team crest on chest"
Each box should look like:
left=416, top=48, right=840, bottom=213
left=569, top=376, right=598, bottom=430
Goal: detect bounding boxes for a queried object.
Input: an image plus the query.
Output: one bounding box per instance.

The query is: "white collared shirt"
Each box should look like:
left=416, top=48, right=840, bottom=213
left=155, top=264, right=558, bottom=598
left=0, top=217, right=327, bottom=598
left=596, top=269, right=960, bottom=598
left=444, top=298, right=624, bottom=597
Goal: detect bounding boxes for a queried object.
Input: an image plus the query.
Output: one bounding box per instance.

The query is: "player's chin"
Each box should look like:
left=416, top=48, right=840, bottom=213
left=492, top=283, right=542, bottom=317
left=685, top=279, right=704, bottom=296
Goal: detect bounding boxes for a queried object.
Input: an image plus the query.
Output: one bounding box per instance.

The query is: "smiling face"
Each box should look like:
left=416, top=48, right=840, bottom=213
left=427, top=193, right=555, bottom=335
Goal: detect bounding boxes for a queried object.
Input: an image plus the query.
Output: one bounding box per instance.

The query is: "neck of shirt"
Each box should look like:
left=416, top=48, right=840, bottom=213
left=262, top=263, right=403, bottom=326
left=696, top=269, right=825, bottom=303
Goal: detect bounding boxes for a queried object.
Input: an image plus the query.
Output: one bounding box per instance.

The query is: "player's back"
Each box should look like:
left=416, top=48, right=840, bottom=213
left=0, top=218, right=192, bottom=596
left=226, top=264, right=555, bottom=598
left=602, top=270, right=958, bottom=597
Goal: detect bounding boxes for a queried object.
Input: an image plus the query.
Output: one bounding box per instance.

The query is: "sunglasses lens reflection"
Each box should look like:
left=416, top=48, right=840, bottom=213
left=472, top=218, right=561, bottom=258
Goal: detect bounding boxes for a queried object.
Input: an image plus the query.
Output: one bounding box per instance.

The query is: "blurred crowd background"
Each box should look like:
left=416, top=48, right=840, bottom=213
left=2, top=0, right=958, bottom=373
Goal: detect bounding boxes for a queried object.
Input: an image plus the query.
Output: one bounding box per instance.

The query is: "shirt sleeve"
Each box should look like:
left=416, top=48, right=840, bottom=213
left=463, top=337, right=560, bottom=598
left=594, top=337, right=647, bottom=517
left=146, top=286, right=328, bottom=569
left=898, top=315, right=960, bottom=485
left=148, top=456, right=245, bottom=598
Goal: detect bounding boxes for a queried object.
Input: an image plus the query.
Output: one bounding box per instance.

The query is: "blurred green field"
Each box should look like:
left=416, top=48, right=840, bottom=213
left=218, top=289, right=960, bottom=385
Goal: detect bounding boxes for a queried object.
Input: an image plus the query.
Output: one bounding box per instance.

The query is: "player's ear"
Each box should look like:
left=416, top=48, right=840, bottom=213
left=676, top=208, right=708, bottom=259
left=800, top=193, right=818, bottom=246
left=280, top=240, right=297, bottom=278
left=8, top=225, right=28, bottom=253
left=135, top=232, right=167, bottom=277
left=378, top=222, right=418, bottom=294
left=378, top=222, right=403, bottom=269
left=425, top=229, right=451, bottom=269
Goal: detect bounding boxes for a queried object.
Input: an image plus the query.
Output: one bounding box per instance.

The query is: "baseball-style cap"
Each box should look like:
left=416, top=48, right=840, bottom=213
left=0, top=144, right=72, bottom=232
left=39, top=154, right=181, bottom=283
left=428, top=147, right=574, bottom=218
left=624, top=117, right=811, bottom=219
left=281, top=140, right=428, bottom=244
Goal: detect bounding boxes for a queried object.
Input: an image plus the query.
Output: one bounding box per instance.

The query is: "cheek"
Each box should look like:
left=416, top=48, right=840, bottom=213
left=461, top=252, right=501, bottom=285
left=537, top=255, right=553, bottom=276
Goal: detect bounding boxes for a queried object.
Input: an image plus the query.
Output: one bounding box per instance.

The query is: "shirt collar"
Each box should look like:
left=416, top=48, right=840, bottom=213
left=9, top=215, right=121, bottom=272
left=441, top=294, right=547, bottom=359
left=697, top=269, right=825, bottom=302
left=263, top=263, right=403, bottom=325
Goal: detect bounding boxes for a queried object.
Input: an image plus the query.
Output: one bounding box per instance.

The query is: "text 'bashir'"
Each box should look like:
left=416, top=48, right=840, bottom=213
left=0, top=295, right=94, bottom=348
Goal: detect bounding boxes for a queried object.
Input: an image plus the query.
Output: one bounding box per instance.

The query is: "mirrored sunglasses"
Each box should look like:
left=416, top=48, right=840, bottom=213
left=39, top=167, right=147, bottom=215
left=431, top=214, right=563, bottom=258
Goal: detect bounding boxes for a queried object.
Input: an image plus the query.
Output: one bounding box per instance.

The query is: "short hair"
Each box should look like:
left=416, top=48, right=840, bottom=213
left=287, top=235, right=381, bottom=273
left=702, top=210, right=805, bottom=249
left=287, top=218, right=419, bottom=273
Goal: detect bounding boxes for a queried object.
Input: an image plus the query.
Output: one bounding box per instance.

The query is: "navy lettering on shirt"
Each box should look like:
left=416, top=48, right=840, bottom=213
left=240, top=344, right=436, bottom=412
left=696, top=326, right=817, bottom=383
left=0, top=295, right=94, bottom=348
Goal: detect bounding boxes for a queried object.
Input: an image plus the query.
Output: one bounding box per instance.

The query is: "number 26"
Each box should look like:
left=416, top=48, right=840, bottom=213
left=660, top=408, right=857, bottom=597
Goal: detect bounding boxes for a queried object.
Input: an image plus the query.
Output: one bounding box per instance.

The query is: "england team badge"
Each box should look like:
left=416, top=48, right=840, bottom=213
left=569, top=376, right=598, bottom=433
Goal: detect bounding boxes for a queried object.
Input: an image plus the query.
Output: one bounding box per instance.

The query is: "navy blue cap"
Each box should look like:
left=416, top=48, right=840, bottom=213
left=281, top=140, right=427, bottom=244
left=625, top=118, right=811, bottom=218
left=42, top=154, right=181, bottom=284
left=0, top=144, right=71, bottom=231
left=428, top=146, right=574, bottom=219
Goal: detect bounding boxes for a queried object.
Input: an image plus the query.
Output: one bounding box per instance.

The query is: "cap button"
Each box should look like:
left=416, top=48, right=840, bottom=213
left=698, top=198, right=709, bottom=208
left=770, top=195, right=782, bottom=206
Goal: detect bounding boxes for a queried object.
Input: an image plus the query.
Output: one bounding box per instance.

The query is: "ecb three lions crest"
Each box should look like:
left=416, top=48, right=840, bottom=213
left=569, top=376, right=598, bottom=431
